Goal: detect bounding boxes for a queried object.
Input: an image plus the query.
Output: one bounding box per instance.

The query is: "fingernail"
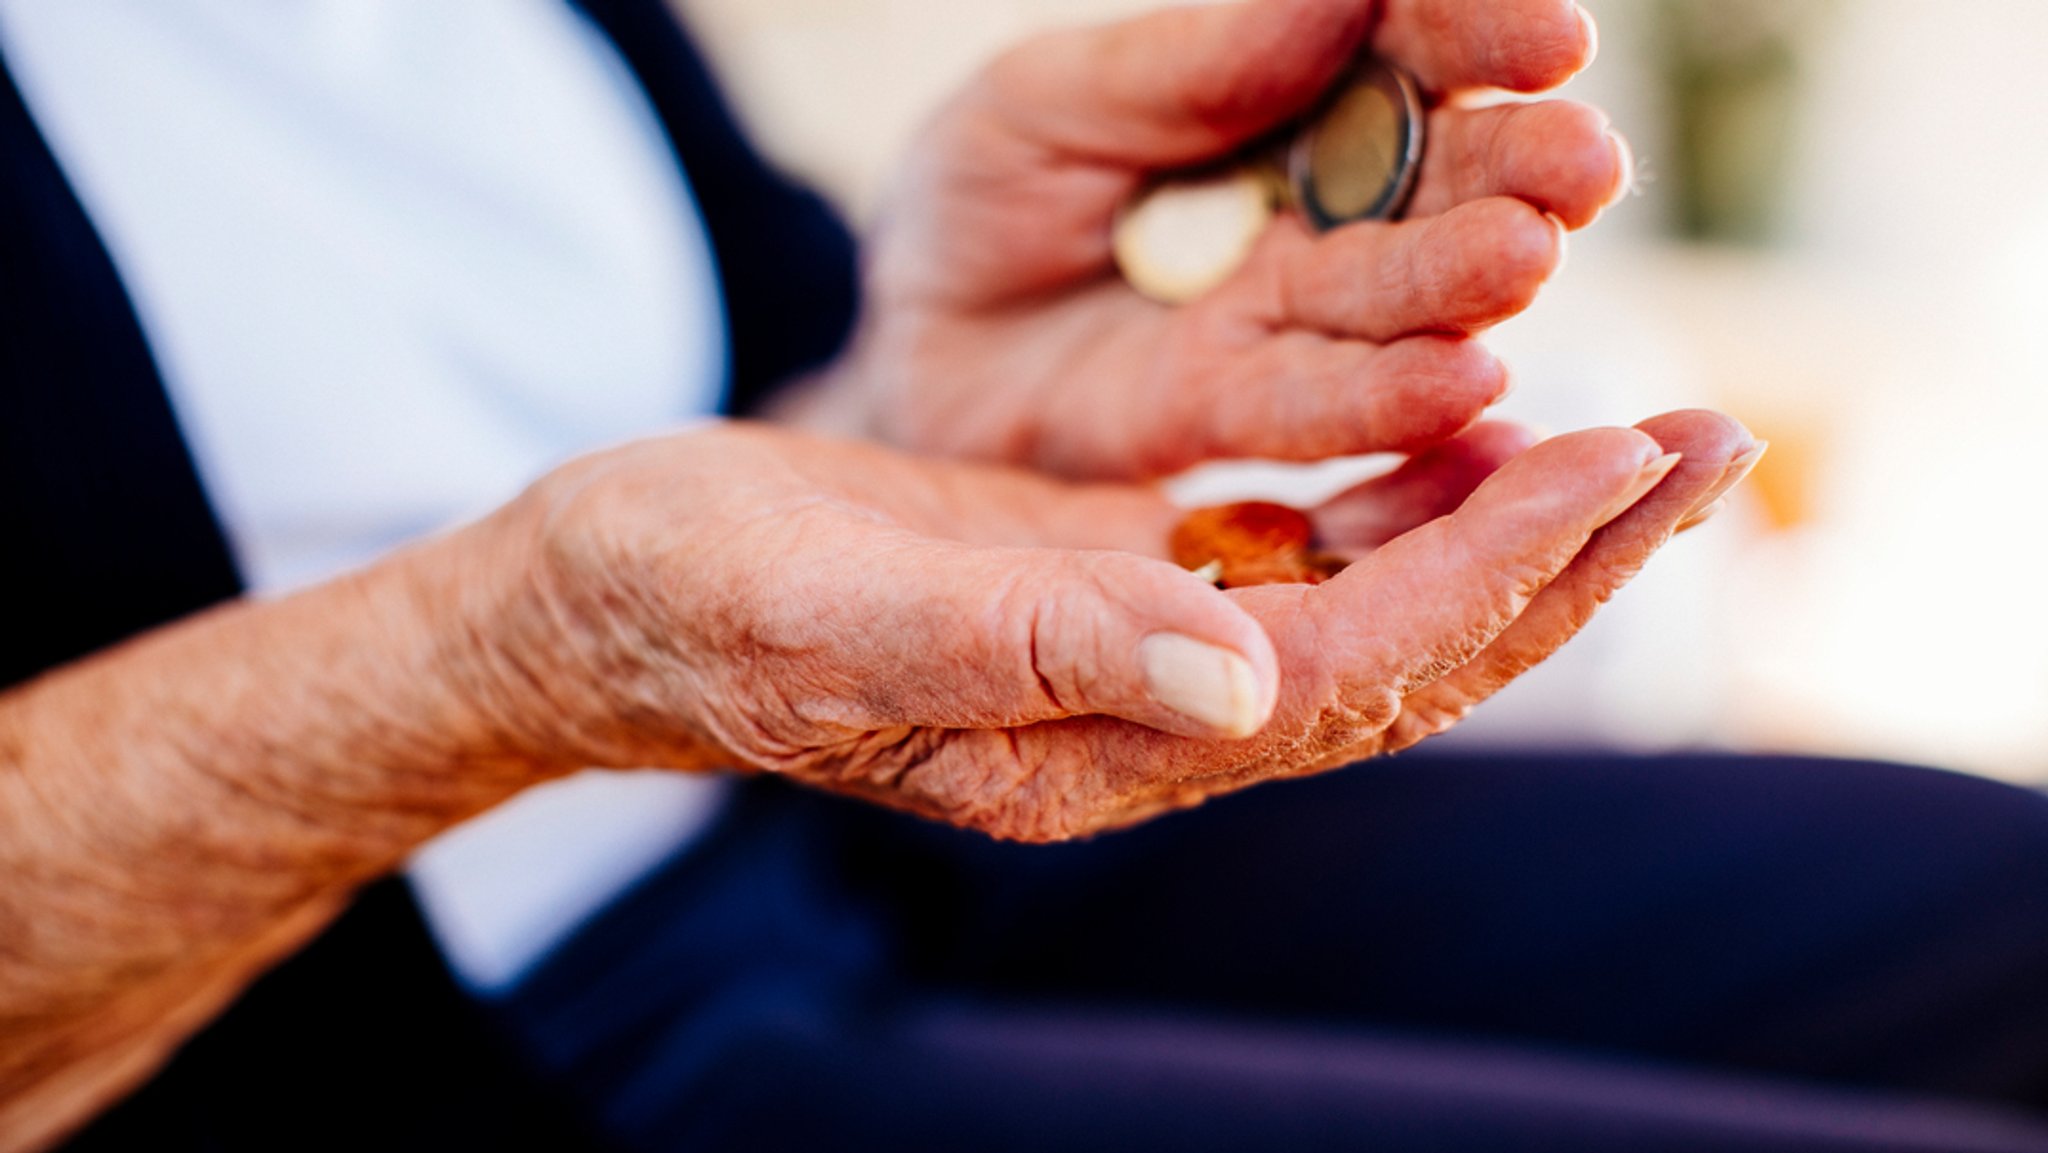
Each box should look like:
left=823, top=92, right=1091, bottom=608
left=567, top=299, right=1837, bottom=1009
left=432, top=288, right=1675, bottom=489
left=1545, top=212, right=1571, bottom=275
left=1491, top=363, right=1518, bottom=405
left=1139, top=633, right=1265, bottom=738
left=1603, top=452, right=1683, bottom=521
left=1607, top=129, right=1638, bottom=204
left=1679, top=439, right=1769, bottom=521
left=1724, top=440, right=1769, bottom=488
left=1578, top=7, right=1601, bottom=68
left=1675, top=496, right=1728, bottom=535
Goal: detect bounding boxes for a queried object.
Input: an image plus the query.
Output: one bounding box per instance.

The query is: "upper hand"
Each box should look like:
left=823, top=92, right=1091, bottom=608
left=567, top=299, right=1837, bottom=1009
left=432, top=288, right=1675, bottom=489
left=473, top=409, right=1755, bottom=841
left=831, top=0, right=1630, bottom=480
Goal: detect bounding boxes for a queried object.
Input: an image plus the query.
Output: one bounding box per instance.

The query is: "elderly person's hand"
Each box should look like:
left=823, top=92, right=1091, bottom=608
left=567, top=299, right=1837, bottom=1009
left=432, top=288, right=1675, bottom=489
left=0, top=411, right=1752, bottom=1145
left=484, top=410, right=1751, bottom=839
left=795, top=0, right=1627, bottom=480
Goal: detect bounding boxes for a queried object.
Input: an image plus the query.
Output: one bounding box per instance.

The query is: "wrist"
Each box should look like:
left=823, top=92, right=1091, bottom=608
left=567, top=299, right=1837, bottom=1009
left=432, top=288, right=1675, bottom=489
left=448, top=449, right=734, bottom=776
left=398, top=496, right=598, bottom=782
left=173, top=525, right=565, bottom=852
left=0, top=514, right=573, bottom=1039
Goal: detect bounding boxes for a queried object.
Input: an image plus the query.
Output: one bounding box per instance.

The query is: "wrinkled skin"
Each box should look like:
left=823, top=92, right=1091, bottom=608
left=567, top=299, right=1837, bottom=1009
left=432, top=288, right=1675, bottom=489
left=803, top=0, right=1634, bottom=479
left=484, top=411, right=1759, bottom=843
left=472, top=0, right=1730, bottom=842
left=0, top=4, right=1757, bottom=1140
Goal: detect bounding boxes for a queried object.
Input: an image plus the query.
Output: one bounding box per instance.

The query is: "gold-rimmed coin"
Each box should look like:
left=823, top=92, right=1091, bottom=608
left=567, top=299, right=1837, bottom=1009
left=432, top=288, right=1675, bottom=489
left=1289, top=57, right=1426, bottom=231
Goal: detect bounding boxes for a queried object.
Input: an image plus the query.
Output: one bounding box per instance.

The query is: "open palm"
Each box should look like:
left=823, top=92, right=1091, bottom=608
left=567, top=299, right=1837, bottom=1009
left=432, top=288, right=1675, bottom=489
left=513, top=410, right=1756, bottom=842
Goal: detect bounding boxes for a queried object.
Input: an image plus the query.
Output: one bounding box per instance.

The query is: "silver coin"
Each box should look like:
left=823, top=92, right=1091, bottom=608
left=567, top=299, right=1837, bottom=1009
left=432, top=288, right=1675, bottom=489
left=1287, top=58, right=1426, bottom=231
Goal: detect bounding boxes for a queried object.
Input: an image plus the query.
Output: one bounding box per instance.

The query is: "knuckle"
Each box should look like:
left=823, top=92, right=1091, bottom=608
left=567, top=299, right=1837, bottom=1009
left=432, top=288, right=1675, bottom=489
left=1382, top=690, right=1476, bottom=753
left=1369, top=337, right=1503, bottom=449
left=1473, top=200, right=1559, bottom=284
left=1495, top=552, right=1564, bottom=614
left=1007, top=553, right=1139, bottom=720
left=1507, top=102, right=1620, bottom=224
left=996, top=561, right=1080, bottom=717
left=1574, top=551, right=1649, bottom=606
left=1486, top=12, right=1593, bottom=91
left=1313, top=686, right=1403, bottom=749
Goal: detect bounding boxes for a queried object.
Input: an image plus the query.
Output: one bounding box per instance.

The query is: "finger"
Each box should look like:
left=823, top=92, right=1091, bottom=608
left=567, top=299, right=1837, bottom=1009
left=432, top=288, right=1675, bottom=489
left=1382, top=410, right=1760, bottom=752
left=1096, top=428, right=1677, bottom=787
left=810, top=537, right=1279, bottom=741
left=1313, top=421, right=1541, bottom=552
left=1305, top=425, right=1678, bottom=705
left=1406, top=99, right=1634, bottom=229
left=923, top=425, right=1681, bottom=841
left=1241, top=198, right=1563, bottom=341
left=1130, top=332, right=1510, bottom=473
left=983, top=0, right=1595, bottom=167
left=986, top=0, right=1374, bottom=167
left=1375, top=0, right=1596, bottom=95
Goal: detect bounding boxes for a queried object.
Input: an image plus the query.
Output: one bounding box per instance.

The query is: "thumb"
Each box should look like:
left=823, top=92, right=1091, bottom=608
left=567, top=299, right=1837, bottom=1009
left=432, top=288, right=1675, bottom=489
left=987, top=0, right=1374, bottom=169
left=822, top=540, right=1280, bottom=740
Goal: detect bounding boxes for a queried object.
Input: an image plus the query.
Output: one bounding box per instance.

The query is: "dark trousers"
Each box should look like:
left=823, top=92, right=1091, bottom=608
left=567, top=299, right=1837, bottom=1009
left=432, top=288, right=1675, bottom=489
left=505, top=752, right=2048, bottom=1152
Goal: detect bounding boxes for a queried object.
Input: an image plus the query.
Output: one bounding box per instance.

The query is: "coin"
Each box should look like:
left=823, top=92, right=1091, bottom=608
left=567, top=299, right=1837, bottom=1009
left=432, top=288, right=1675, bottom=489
left=1170, top=502, right=1350, bottom=589
left=1289, top=58, right=1426, bottom=231
left=1112, top=165, right=1279, bottom=306
left=1114, top=58, right=1426, bottom=305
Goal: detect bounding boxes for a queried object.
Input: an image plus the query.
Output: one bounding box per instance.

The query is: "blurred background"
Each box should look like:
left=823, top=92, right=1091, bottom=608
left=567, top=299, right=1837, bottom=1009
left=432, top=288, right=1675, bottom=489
left=675, top=0, right=2048, bottom=784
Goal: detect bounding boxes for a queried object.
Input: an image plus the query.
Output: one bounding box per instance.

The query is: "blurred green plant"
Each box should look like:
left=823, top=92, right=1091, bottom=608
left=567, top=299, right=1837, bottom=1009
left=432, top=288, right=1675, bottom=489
left=1655, top=0, right=1838, bottom=244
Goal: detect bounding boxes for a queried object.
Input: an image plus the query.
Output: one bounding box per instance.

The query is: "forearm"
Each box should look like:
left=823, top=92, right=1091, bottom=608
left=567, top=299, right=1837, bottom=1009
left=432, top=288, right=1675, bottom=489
left=0, top=518, right=554, bottom=1147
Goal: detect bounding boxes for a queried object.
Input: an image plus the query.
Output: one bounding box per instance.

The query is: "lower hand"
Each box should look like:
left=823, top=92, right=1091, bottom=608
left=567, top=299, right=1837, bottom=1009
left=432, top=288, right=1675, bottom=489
left=471, top=410, right=1755, bottom=840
